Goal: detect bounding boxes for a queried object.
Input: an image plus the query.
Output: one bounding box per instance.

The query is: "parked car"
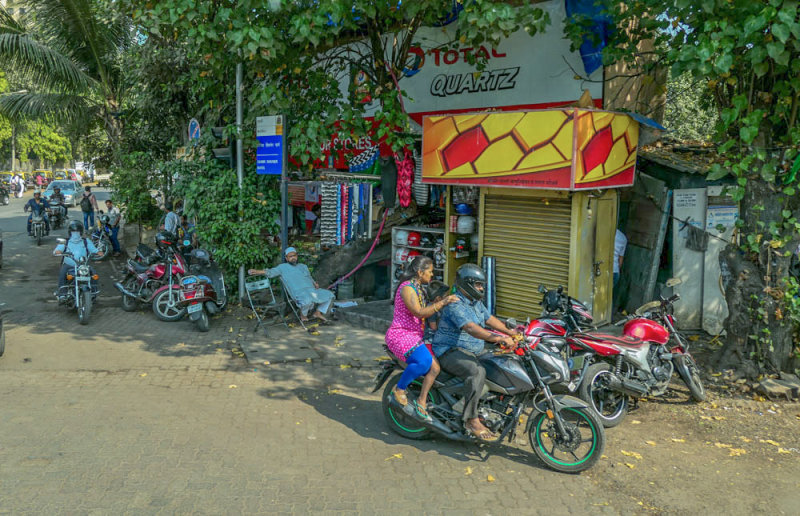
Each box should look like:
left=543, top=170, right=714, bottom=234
left=43, top=180, right=81, bottom=207
left=95, top=170, right=112, bottom=187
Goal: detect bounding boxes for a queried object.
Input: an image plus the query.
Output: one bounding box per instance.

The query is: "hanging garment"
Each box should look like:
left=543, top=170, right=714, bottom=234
left=380, top=157, right=397, bottom=209
left=396, top=151, right=414, bottom=208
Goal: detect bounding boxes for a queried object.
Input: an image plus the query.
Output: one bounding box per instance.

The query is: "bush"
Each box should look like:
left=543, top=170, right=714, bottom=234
left=109, top=151, right=164, bottom=226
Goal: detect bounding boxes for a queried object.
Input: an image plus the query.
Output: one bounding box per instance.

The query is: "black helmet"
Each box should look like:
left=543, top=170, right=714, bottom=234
left=455, top=263, right=487, bottom=302
left=155, top=231, right=176, bottom=249
left=68, top=220, right=84, bottom=234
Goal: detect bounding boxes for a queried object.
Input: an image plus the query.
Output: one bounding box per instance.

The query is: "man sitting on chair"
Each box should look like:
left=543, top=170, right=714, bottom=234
left=248, top=247, right=334, bottom=322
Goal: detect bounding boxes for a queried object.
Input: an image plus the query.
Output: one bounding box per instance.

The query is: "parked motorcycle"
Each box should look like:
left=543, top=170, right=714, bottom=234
left=55, top=239, right=100, bottom=325
left=374, top=334, right=605, bottom=473
left=177, top=248, right=227, bottom=332
left=89, top=213, right=113, bottom=261
left=114, top=232, right=187, bottom=321
left=535, top=283, right=705, bottom=428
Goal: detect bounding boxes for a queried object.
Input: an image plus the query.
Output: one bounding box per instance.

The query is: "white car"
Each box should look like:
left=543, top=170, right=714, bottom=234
left=95, top=171, right=112, bottom=187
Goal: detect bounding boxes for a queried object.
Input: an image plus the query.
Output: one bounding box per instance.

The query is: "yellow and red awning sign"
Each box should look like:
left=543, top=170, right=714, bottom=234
left=421, top=109, right=639, bottom=190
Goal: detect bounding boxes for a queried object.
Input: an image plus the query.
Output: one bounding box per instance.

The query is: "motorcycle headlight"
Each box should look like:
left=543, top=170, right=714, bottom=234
left=78, top=265, right=90, bottom=276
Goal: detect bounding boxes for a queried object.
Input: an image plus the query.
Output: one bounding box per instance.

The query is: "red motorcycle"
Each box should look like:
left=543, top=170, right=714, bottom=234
left=177, top=248, right=227, bottom=332
left=114, top=232, right=187, bottom=321
left=529, top=283, right=705, bottom=427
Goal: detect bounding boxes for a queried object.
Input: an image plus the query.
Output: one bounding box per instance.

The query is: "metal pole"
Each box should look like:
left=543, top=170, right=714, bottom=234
left=280, top=116, right=288, bottom=258
left=10, top=125, right=14, bottom=173
left=236, top=62, right=245, bottom=301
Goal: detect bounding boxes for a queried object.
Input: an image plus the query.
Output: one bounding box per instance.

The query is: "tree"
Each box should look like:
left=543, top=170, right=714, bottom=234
left=662, top=71, right=718, bottom=142
left=0, top=1, right=132, bottom=148
left=565, top=1, right=800, bottom=375
left=16, top=120, right=72, bottom=167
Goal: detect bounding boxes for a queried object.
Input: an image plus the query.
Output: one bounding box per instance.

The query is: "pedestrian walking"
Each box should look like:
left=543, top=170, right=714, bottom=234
left=80, top=186, right=99, bottom=232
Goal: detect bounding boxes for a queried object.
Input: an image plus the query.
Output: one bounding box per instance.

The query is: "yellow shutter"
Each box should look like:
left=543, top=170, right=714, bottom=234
left=482, top=193, right=572, bottom=320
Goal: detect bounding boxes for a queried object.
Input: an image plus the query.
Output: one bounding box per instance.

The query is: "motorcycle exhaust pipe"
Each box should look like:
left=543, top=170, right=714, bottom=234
left=386, top=396, right=468, bottom=441
left=114, top=282, right=138, bottom=299
left=606, top=375, right=649, bottom=397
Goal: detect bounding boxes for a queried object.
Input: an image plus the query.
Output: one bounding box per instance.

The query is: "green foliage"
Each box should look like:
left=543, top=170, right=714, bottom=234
left=17, top=121, right=71, bottom=165
left=173, top=158, right=281, bottom=277
left=109, top=151, right=162, bottom=225
left=663, top=71, right=718, bottom=141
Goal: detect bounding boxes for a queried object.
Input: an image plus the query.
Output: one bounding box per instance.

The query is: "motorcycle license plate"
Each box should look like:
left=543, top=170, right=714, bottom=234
left=187, top=303, right=203, bottom=314
left=76, top=276, right=91, bottom=282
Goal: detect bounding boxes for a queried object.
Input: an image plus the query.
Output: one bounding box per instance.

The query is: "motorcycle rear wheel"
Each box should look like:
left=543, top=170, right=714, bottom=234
left=529, top=403, right=605, bottom=474
left=578, top=362, right=628, bottom=428
left=194, top=310, right=210, bottom=332
left=674, top=355, right=706, bottom=402
left=381, top=374, right=434, bottom=440
left=120, top=277, right=139, bottom=312
left=78, top=290, right=92, bottom=325
left=152, top=288, right=186, bottom=322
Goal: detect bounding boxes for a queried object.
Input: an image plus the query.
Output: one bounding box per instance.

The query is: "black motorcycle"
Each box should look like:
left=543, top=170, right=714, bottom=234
left=49, top=201, right=67, bottom=230
left=373, top=334, right=605, bottom=474
left=0, top=184, right=9, bottom=206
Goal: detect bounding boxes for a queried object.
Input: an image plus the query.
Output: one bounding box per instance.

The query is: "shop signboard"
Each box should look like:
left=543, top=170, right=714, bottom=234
left=421, top=109, right=639, bottom=190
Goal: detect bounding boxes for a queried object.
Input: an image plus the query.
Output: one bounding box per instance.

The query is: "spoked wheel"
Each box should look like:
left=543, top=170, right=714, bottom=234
left=120, top=277, right=139, bottom=312
left=194, top=310, right=210, bottom=332
left=2, top=195, right=9, bottom=206
left=152, top=288, right=186, bottom=322
left=78, top=290, right=92, bottom=325
left=578, top=362, right=628, bottom=428
left=674, top=355, right=706, bottom=402
left=92, top=238, right=111, bottom=261
left=381, top=374, right=434, bottom=440
left=529, top=401, right=605, bottom=474
left=36, top=232, right=42, bottom=246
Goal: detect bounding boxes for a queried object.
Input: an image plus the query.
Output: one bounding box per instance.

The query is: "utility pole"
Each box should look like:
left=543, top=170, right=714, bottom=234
left=236, top=62, right=245, bottom=302
left=10, top=125, right=14, bottom=173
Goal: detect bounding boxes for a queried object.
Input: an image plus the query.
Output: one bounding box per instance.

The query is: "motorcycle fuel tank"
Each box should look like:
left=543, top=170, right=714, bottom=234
left=623, top=318, right=669, bottom=345
left=479, top=354, right=534, bottom=394
left=525, top=318, right=567, bottom=337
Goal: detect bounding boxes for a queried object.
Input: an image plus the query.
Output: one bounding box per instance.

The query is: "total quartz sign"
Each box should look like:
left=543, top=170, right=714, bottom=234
left=380, top=0, right=601, bottom=123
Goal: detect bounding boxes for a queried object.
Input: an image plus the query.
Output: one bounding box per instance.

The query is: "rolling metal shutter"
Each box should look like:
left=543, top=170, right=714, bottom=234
left=483, top=194, right=571, bottom=320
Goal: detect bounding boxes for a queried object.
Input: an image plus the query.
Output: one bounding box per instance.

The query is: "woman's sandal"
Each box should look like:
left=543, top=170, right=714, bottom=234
left=466, top=426, right=497, bottom=442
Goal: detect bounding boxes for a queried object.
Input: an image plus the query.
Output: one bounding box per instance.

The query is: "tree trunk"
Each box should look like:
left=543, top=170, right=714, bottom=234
left=715, top=179, right=796, bottom=376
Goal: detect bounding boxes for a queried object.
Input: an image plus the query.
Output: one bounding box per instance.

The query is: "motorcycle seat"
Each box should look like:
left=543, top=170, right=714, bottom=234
left=580, top=332, right=647, bottom=348
left=128, top=259, right=150, bottom=273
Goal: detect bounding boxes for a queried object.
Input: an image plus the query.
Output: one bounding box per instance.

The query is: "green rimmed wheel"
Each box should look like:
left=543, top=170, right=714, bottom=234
left=529, top=402, right=605, bottom=473
left=381, top=374, right=436, bottom=440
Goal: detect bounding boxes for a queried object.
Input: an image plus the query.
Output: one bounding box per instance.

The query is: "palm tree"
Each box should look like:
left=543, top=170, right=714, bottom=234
left=0, top=0, right=130, bottom=147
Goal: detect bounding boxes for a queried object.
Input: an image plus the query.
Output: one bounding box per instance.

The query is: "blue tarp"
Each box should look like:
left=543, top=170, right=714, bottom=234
left=565, top=0, right=612, bottom=76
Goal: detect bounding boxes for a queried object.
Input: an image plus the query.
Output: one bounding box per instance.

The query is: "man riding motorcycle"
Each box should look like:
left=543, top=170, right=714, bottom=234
left=53, top=221, right=101, bottom=300
left=431, top=263, right=520, bottom=441
left=24, top=189, right=51, bottom=236
left=49, top=186, right=68, bottom=216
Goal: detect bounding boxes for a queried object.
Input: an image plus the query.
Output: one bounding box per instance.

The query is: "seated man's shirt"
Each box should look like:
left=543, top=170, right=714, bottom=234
left=267, top=262, right=315, bottom=299
left=432, top=291, right=491, bottom=357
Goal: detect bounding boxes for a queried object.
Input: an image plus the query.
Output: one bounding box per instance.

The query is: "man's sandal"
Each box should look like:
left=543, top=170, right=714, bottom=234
left=406, top=399, right=433, bottom=423
left=392, top=388, right=409, bottom=407
left=466, top=427, right=497, bottom=442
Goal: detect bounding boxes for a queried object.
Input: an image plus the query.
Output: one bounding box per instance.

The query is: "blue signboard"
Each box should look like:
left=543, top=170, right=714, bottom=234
left=188, top=118, right=201, bottom=144
left=257, top=135, right=283, bottom=175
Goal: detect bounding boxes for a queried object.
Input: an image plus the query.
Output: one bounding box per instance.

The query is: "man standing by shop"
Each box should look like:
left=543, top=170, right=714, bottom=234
left=431, top=264, right=518, bottom=441
left=247, top=247, right=334, bottom=322
left=104, top=199, right=122, bottom=257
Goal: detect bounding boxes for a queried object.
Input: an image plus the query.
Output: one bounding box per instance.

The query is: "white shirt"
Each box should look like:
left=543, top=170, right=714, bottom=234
left=614, top=229, right=627, bottom=274
left=106, top=206, right=121, bottom=226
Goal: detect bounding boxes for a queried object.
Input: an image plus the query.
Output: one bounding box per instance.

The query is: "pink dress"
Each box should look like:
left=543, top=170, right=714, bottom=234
left=385, top=281, right=426, bottom=362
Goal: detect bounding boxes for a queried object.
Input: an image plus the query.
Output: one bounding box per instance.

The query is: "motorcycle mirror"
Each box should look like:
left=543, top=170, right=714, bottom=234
left=665, top=277, right=682, bottom=288
left=505, top=318, right=517, bottom=329
left=537, top=284, right=546, bottom=294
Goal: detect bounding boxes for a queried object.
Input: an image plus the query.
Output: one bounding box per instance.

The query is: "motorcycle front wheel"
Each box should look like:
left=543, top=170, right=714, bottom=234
left=674, top=355, right=706, bottom=402
left=92, top=238, right=111, bottom=261
left=36, top=232, right=41, bottom=246
left=529, top=402, right=605, bottom=474
left=381, top=374, right=434, bottom=440
left=78, top=290, right=92, bottom=325
left=194, top=310, right=210, bottom=332
left=152, top=288, right=186, bottom=322
left=578, top=362, right=628, bottom=428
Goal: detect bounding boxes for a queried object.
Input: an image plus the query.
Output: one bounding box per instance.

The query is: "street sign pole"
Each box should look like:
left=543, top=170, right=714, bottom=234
left=236, top=62, right=245, bottom=302
left=281, top=117, right=288, bottom=258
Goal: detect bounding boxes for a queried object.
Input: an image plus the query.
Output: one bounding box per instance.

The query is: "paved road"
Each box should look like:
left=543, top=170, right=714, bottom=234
left=0, top=191, right=797, bottom=515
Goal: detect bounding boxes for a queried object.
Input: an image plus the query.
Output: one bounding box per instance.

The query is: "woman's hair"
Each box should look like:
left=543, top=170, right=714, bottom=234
left=393, top=255, right=434, bottom=303
left=427, top=280, right=450, bottom=301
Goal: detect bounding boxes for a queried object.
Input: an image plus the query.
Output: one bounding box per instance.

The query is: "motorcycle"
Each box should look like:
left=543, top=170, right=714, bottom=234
left=373, top=333, right=605, bottom=474
left=177, top=248, right=228, bottom=332
left=29, top=211, right=49, bottom=246
left=0, top=184, right=9, bottom=205
left=49, top=201, right=67, bottom=230
left=535, top=283, right=705, bottom=428
left=114, top=241, right=187, bottom=321
left=54, top=239, right=100, bottom=325
left=89, top=213, right=113, bottom=261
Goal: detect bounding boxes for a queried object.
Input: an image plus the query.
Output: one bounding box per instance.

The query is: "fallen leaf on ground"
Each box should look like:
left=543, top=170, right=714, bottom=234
left=621, top=450, right=643, bottom=460
left=327, top=388, right=342, bottom=394
left=229, top=385, right=237, bottom=389
left=487, top=475, right=495, bottom=482
left=631, top=420, right=642, bottom=424
left=739, top=436, right=752, bottom=443
left=340, top=364, right=352, bottom=369
left=778, top=448, right=792, bottom=454
left=671, top=438, right=686, bottom=443
left=760, top=439, right=781, bottom=446
left=711, top=372, right=722, bottom=377
left=688, top=335, right=699, bottom=341
left=263, top=361, right=270, bottom=365
left=624, top=463, right=636, bottom=469
left=385, top=453, right=403, bottom=461
left=310, top=330, right=320, bottom=336
left=176, top=343, right=185, bottom=347
left=729, top=448, right=746, bottom=457
left=373, top=356, right=390, bottom=361
left=714, top=442, right=731, bottom=449
left=645, top=441, right=657, bottom=446
left=601, top=455, right=608, bottom=459
left=465, top=467, right=473, bottom=476
left=228, top=327, right=233, bottom=333
left=139, top=373, right=147, bottom=377
left=305, top=358, right=312, bottom=363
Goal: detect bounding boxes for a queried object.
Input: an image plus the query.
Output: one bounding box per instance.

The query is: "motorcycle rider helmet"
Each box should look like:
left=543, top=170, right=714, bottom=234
left=406, top=231, right=421, bottom=246
left=68, top=220, right=84, bottom=234
left=155, top=231, right=177, bottom=250
left=455, top=263, right=487, bottom=302
left=456, top=215, right=476, bottom=234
